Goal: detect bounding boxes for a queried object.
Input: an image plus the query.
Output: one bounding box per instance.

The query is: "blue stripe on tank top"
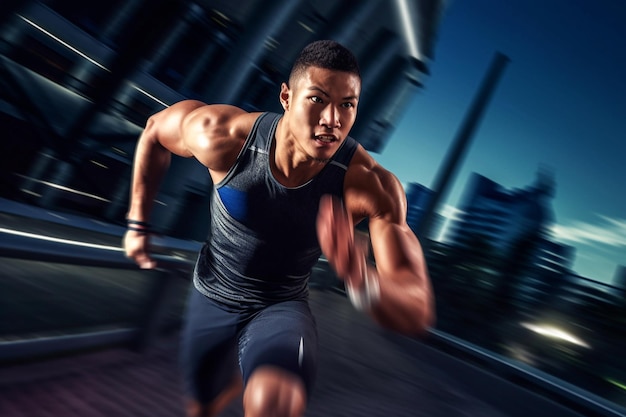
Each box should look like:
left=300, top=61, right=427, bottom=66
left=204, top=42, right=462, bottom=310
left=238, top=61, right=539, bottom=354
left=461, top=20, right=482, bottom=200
left=217, top=186, right=248, bottom=223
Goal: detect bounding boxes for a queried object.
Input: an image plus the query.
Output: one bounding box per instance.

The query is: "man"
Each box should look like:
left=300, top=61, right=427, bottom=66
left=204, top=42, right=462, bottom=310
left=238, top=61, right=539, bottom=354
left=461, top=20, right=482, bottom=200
left=124, top=40, right=434, bottom=417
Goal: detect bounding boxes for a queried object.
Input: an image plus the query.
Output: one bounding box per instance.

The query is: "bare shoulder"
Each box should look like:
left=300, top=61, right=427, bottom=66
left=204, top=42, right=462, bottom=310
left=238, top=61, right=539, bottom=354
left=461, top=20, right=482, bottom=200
left=343, top=146, right=407, bottom=225
left=179, top=103, right=262, bottom=174
left=183, top=103, right=259, bottom=141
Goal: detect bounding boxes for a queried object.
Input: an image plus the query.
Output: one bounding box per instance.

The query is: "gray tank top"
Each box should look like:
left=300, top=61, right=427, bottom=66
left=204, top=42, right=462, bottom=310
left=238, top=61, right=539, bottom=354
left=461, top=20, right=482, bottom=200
left=193, top=112, right=358, bottom=308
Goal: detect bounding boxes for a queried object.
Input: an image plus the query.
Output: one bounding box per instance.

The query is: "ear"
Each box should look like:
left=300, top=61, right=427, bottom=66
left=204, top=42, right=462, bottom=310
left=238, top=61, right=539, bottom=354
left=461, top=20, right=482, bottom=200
left=279, top=82, right=290, bottom=111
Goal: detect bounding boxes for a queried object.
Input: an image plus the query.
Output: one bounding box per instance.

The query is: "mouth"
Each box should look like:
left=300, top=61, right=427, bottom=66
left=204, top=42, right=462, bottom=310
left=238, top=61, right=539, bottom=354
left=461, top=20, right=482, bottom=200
left=313, top=134, right=338, bottom=144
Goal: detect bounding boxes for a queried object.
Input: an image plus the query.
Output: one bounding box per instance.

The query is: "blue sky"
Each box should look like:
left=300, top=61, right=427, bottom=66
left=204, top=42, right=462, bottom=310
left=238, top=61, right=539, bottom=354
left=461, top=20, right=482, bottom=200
left=374, top=0, right=626, bottom=284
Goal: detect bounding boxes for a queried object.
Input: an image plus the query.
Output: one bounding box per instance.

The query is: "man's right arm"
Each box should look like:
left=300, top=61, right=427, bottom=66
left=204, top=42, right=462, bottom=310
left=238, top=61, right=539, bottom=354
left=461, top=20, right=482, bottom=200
left=123, top=100, right=252, bottom=268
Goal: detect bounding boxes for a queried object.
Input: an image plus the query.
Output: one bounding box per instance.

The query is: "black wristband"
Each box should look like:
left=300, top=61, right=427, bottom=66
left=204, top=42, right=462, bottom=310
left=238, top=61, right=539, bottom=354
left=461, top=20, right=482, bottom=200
left=127, top=225, right=151, bottom=234
left=127, top=219, right=151, bottom=228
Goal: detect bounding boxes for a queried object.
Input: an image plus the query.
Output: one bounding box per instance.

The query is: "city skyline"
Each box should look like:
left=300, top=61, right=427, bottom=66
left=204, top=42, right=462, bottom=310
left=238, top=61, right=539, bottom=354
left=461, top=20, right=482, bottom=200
left=374, top=0, right=626, bottom=284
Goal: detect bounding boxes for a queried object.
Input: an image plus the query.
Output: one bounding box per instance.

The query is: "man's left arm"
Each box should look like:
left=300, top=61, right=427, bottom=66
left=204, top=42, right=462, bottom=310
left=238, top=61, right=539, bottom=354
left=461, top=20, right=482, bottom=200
left=317, top=164, right=435, bottom=336
left=366, top=213, right=435, bottom=335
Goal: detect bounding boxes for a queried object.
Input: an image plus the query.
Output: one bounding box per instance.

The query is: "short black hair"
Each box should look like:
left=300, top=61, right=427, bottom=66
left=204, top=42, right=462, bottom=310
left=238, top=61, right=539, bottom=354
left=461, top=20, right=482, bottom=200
left=289, top=40, right=361, bottom=85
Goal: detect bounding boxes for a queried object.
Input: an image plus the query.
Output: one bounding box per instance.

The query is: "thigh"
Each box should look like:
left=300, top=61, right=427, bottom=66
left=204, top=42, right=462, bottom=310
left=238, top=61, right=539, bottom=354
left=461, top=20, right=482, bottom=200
left=238, top=299, right=318, bottom=398
left=179, top=286, right=241, bottom=404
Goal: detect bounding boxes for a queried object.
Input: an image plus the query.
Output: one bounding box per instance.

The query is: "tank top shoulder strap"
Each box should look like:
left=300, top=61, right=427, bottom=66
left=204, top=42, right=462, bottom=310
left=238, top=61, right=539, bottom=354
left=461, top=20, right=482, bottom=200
left=244, top=112, right=357, bottom=169
left=246, top=112, right=281, bottom=152
left=328, top=135, right=359, bottom=171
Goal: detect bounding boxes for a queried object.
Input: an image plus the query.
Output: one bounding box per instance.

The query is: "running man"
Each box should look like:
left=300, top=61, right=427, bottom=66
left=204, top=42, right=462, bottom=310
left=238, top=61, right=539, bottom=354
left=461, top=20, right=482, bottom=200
left=124, top=40, right=434, bottom=417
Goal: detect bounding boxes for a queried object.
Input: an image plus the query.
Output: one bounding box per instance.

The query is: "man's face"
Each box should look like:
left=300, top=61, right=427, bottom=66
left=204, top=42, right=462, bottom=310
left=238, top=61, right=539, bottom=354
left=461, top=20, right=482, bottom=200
left=281, top=66, right=360, bottom=162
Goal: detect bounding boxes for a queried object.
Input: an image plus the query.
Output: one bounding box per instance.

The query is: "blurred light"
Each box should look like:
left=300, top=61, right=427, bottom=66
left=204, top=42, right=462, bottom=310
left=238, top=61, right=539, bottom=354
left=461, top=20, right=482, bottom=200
left=504, top=342, right=537, bottom=366
left=212, top=9, right=231, bottom=22
left=111, top=147, right=127, bottom=156
left=607, top=378, right=626, bottom=392
left=20, top=188, right=41, bottom=198
left=43, top=181, right=109, bottom=202
left=211, top=17, right=227, bottom=28
left=297, top=21, right=315, bottom=33
left=48, top=212, right=68, bottom=221
left=90, top=160, right=108, bottom=169
left=17, top=15, right=110, bottom=72
left=264, top=37, right=279, bottom=51
left=521, top=322, right=591, bottom=348
left=437, top=205, right=463, bottom=242
left=130, top=83, right=170, bottom=108
left=210, top=9, right=230, bottom=28
left=395, top=0, right=420, bottom=59
left=17, top=174, right=110, bottom=203
left=0, top=228, right=122, bottom=251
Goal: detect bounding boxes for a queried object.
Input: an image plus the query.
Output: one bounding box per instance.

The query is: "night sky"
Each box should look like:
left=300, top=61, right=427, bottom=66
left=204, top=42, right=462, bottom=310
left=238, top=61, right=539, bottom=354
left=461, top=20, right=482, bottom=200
left=374, top=0, right=626, bottom=284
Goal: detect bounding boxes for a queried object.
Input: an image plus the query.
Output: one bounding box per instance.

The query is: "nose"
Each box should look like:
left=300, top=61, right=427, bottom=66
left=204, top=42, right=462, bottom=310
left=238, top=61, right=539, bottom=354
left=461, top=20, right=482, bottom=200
left=320, top=104, right=341, bottom=128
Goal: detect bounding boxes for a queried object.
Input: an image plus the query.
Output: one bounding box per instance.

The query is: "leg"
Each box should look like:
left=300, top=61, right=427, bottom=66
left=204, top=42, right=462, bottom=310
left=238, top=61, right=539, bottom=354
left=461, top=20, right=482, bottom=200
left=243, top=366, right=306, bottom=417
left=238, top=300, right=318, bottom=417
left=186, top=374, right=242, bottom=417
left=180, top=287, right=244, bottom=417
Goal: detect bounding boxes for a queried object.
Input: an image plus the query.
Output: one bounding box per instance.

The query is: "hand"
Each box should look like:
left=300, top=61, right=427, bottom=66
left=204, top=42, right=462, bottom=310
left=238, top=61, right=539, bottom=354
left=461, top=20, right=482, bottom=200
left=316, top=195, right=368, bottom=288
left=123, top=230, right=156, bottom=269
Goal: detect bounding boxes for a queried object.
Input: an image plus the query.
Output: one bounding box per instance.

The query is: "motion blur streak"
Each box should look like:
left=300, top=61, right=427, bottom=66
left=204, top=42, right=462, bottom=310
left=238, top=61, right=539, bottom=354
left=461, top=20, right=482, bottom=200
left=17, top=15, right=110, bottom=72
left=0, top=228, right=122, bottom=252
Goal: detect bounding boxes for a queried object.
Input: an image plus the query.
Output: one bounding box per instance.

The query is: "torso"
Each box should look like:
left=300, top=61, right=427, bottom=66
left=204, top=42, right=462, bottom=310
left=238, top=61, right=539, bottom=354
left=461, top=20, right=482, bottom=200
left=193, top=112, right=359, bottom=308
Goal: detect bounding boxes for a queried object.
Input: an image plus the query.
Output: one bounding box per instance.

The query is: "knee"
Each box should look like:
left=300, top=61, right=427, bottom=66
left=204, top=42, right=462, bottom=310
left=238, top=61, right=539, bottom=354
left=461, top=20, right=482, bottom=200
left=243, top=366, right=307, bottom=417
left=185, top=375, right=243, bottom=417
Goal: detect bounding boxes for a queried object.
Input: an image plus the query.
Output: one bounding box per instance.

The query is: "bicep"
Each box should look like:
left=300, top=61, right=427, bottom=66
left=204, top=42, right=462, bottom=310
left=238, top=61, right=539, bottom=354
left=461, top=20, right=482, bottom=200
left=369, top=217, right=427, bottom=280
left=354, top=167, right=425, bottom=279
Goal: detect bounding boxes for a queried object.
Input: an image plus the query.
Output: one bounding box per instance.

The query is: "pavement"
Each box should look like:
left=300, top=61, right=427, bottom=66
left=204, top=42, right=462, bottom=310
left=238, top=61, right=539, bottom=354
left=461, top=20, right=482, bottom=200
left=0, top=288, right=515, bottom=417
left=0, top=197, right=594, bottom=417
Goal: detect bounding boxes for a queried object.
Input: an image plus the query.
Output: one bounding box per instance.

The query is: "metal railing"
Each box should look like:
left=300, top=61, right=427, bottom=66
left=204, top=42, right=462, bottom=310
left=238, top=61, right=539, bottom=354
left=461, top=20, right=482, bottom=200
left=0, top=229, right=194, bottom=362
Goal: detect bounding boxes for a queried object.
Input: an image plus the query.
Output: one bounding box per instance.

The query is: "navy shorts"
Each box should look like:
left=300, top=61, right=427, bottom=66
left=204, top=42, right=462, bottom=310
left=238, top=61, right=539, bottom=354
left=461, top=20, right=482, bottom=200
left=179, top=287, right=318, bottom=404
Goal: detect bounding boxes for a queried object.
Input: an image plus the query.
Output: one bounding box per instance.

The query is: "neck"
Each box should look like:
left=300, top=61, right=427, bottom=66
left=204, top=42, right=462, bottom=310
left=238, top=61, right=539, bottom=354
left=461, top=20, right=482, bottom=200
left=272, top=119, right=328, bottom=187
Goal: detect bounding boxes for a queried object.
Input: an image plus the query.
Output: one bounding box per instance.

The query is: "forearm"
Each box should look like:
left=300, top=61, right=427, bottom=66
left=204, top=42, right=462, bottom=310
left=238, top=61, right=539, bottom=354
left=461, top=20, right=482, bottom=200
left=367, top=267, right=435, bottom=335
left=126, top=126, right=172, bottom=223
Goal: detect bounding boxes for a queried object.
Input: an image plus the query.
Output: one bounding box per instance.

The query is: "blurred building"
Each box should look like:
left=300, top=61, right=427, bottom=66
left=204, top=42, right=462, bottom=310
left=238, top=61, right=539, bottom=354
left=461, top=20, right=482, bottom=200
left=444, top=169, right=575, bottom=308
left=406, top=182, right=432, bottom=235
left=0, top=0, right=446, bottom=239
left=613, top=265, right=626, bottom=289
left=404, top=181, right=444, bottom=240
left=447, top=170, right=558, bottom=255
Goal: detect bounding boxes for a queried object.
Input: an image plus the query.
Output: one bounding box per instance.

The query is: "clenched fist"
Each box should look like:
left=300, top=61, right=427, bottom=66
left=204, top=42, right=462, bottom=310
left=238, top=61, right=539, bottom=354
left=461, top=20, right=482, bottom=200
left=316, top=195, right=368, bottom=289
left=123, top=230, right=156, bottom=269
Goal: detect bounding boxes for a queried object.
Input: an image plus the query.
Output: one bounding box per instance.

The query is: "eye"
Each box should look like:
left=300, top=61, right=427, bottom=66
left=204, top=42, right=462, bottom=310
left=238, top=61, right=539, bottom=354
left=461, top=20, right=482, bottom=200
left=310, top=96, right=323, bottom=104
left=341, top=102, right=354, bottom=109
